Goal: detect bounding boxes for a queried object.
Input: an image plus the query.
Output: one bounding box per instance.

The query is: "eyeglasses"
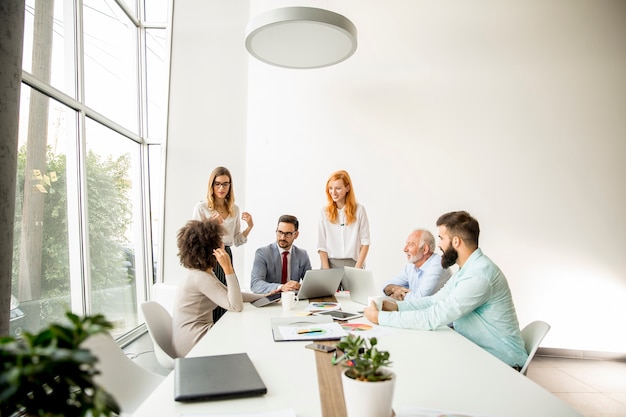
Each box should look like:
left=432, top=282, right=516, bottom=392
left=276, top=230, right=296, bottom=238
left=213, top=181, right=231, bottom=189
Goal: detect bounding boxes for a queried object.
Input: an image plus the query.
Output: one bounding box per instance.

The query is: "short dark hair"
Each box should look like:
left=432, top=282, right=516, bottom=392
left=436, top=211, right=480, bottom=247
left=177, top=219, right=225, bottom=270
left=277, top=214, right=299, bottom=231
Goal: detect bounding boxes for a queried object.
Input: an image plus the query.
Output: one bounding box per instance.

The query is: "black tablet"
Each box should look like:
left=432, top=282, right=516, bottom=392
left=251, top=292, right=282, bottom=307
left=313, top=310, right=363, bottom=321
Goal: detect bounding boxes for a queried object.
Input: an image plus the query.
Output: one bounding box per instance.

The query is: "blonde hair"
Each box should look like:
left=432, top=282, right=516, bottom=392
left=206, top=166, right=235, bottom=217
left=324, top=170, right=357, bottom=225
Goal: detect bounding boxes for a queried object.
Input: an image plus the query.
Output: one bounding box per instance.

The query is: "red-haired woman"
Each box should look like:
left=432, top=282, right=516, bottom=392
left=317, top=170, right=370, bottom=270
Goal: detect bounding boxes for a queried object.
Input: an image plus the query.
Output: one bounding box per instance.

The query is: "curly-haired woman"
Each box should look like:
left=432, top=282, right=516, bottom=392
left=172, top=218, right=263, bottom=357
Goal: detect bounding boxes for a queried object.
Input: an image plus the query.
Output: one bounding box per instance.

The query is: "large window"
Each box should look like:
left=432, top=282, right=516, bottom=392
left=83, top=0, right=139, bottom=132
left=12, top=0, right=170, bottom=339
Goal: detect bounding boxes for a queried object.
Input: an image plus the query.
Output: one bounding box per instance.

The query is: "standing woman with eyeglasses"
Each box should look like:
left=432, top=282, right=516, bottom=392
left=192, top=166, right=254, bottom=322
left=317, top=170, right=370, bottom=271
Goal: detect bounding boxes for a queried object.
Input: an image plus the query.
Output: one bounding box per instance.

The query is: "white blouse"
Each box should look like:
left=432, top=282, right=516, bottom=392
left=191, top=201, right=247, bottom=247
left=317, top=203, right=370, bottom=261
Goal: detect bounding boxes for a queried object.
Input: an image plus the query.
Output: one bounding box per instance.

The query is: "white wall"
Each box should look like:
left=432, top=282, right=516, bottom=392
left=165, top=0, right=626, bottom=353
left=163, top=1, right=251, bottom=281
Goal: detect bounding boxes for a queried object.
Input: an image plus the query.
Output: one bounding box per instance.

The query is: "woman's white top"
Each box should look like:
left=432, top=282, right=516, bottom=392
left=317, top=203, right=370, bottom=261
left=191, top=201, right=247, bottom=247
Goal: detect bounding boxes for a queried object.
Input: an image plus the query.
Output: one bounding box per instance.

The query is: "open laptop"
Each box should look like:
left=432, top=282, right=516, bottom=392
left=295, top=268, right=344, bottom=300
left=174, top=353, right=267, bottom=402
left=341, top=267, right=380, bottom=305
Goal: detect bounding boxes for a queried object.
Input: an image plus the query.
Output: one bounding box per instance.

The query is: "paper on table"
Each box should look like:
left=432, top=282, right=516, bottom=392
left=306, top=301, right=341, bottom=312
left=278, top=322, right=348, bottom=340
left=181, top=409, right=296, bottom=417
left=339, top=322, right=398, bottom=338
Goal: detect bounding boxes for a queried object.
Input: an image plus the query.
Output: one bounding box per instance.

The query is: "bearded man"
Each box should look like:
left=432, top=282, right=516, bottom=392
left=364, top=211, right=528, bottom=370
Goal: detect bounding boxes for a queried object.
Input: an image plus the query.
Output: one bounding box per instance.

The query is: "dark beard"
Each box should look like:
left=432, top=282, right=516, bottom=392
left=441, top=246, right=458, bottom=269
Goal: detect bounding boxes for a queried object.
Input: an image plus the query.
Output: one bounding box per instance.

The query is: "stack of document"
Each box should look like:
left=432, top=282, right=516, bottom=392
left=271, top=316, right=348, bottom=341
left=305, top=301, right=341, bottom=312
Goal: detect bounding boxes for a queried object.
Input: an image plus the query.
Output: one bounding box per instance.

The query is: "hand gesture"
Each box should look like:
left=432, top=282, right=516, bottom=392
left=282, top=280, right=300, bottom=292
left=210, top=211, right=224, bottom=224
left=391, top=286, right=410, bottom=301
left=363, top=301, right=380, bottom=324
left=213, top=247, right=234, bottom=275
left=267, top=287, right=282, bottom=296
left=241, top=211, right=253, bottom=227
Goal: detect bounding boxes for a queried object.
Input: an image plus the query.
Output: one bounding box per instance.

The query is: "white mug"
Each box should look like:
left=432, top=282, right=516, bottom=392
left=367, top=295, right=386, bottom=310
left=281, top=291, right=299, bottom=311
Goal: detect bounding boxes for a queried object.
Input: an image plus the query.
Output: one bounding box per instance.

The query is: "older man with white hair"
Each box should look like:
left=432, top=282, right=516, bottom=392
left=382, top=229, right=451, bottom=301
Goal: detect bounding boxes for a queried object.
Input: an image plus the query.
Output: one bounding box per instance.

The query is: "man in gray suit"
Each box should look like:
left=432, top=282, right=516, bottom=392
left=250, top=215, right=312, bottom=294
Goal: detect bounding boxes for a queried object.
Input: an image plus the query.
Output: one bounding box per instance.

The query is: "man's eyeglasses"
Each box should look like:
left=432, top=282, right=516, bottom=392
left=276, top=230, right=296, bottom=238
left=213, top=181, right=231, bottom=189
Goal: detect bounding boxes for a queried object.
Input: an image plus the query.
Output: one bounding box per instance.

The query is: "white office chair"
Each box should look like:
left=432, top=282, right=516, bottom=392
left=519, top=320, right=551, bottom=375
left=82, top=333, right=165, bottom=416
left=141, top=301, right=177, bottom=370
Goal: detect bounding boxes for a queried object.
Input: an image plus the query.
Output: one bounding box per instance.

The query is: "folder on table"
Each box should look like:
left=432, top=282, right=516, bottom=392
left=174, top=352, right=267, bottom=402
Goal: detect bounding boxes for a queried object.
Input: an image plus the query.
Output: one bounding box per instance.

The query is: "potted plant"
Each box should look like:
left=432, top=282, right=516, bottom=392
left=334, top=335, right=395, bottom=417
left=0, top=311, right=120, bottom=417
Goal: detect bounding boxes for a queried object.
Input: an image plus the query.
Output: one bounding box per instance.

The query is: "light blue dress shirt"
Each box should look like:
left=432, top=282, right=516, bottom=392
left=379, top=248, right=528, bottom=367
left=382, top=253, right=452, bottom=301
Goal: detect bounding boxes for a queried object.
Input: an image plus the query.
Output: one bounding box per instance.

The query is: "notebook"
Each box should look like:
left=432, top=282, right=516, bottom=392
left=271, top=315, right=348, bottom=342
left=341, top=267, right=379, bottom=305
left=295, top=268, right=344, bottom=300
left=174, top=353, right=267, bottom=402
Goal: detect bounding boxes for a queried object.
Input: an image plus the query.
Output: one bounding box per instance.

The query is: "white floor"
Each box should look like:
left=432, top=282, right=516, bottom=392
left=527, top=356, right=626, bottom=417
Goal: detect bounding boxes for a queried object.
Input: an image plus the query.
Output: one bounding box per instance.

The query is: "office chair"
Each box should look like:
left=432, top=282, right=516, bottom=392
left=82, top=333, right=165, bottom=416
left=141, top=301, right=177, bottom=370
left=519, top=320, right=551, bottom=375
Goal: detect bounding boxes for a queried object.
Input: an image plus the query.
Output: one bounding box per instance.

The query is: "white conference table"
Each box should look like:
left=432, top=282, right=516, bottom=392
left=132, top=292, right=583, bottom=417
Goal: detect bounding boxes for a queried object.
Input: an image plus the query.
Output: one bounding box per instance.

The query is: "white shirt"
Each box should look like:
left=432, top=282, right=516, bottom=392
left=317, top=204, right=370, bottom=261
left=191, top=201, right=247, bottom=247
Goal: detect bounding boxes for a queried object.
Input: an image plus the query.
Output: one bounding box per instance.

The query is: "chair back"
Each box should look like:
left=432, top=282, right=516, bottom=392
left=82, top=333, right=164, bottom=416
left=519, top=320, right=551, bottom=375
left=141, top=301, right=177, bottom=369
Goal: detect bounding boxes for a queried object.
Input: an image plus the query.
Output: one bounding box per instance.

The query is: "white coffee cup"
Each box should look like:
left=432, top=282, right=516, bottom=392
left=367, top=295, right=386, bottom=310
left=281, top=291, right=299, bottom=311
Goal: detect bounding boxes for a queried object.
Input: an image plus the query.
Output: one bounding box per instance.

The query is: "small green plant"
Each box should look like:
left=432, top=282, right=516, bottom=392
left=334, top=335, right=392, bottom=382
left=0, top=311, right=120, bottom=417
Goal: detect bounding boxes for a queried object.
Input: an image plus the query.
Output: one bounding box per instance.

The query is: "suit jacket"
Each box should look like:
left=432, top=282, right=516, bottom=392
left=250, top=242, right=312, bottom=293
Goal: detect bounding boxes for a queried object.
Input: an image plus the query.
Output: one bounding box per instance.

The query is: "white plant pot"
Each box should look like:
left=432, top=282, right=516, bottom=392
left=341, top=369, right=396, bottom=417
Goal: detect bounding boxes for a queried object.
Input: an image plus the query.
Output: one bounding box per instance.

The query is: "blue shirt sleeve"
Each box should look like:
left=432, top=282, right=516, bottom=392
left=379, top=272, right=489, bottom=330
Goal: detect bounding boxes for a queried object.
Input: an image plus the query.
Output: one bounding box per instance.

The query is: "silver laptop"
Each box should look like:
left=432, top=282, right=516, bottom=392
left=341, top=267, right=379, bottom=305
left=296, top=268, right=344, bottom=300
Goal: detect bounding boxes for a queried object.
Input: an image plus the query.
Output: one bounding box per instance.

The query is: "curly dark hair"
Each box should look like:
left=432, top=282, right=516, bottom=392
left=177, top=219, right=225, bottom=270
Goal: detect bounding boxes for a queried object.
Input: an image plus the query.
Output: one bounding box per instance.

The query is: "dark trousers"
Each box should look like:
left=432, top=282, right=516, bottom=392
left=212, top=246, right=232, bottom=324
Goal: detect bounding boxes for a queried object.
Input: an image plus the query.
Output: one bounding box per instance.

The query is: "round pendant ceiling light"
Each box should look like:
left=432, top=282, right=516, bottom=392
left=245, top=7, right=357, bottom=69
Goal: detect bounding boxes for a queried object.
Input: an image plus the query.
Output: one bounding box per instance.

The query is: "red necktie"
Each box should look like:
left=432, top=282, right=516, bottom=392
left=281, top=251, right=289, bottom=284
